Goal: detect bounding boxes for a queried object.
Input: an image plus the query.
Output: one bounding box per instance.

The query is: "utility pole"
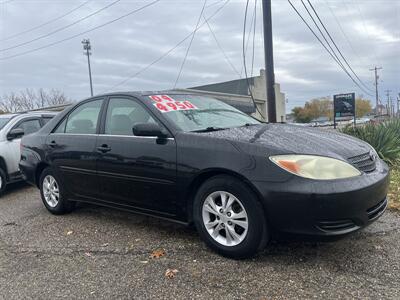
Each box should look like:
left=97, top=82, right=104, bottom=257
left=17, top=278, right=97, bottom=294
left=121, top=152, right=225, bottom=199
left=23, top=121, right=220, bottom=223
left=397, top=93, right=400, bottom=118
left=369, top=66, right=382, bottom=116
left=82, top=39, right=94, bottom=97
left=385, top=90, right=391, bottom=117
left=262, top=0, right=276, bottom=123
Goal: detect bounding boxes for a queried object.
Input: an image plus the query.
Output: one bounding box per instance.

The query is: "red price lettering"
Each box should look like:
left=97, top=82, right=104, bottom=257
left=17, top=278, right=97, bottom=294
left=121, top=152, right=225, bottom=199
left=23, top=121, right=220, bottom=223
left=175, top=101, right=187, bottom=110
left=183, top=101, right=196, bottom=109
left=166, top=102, right=177, bottom=110
left=155, top=103, right=169, bottom=112
left=161, top=95, right=174, bottom=102
left=150, top=95, right=163, bottom=102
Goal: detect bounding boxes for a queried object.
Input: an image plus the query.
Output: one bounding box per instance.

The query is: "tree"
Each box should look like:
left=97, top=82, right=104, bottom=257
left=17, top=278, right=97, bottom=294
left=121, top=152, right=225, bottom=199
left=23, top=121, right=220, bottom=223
left=292, top=95, right=373, bottom=123
left=292, top=106, right=312, bottom=123
left=355, top=98, right=372, bottom=118
left=292, top=96, right=332, bottom=123
left=0, top=88, right=70, bottom=113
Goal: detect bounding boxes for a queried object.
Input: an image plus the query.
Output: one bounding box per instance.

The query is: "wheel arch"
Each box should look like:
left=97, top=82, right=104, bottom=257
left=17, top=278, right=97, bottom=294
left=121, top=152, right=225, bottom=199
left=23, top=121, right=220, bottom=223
left=185, top=168, right=266, bottom=223
left=35, top=162, right=50, bottom=188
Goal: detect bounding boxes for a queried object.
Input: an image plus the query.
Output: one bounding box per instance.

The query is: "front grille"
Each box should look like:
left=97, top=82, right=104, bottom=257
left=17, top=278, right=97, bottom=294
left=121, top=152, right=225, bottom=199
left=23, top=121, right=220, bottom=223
left=348, top=152, right=376, bottom=173
left=367, top=198, right=387, bottom=220
left=316, top=219, right=358, bottom=232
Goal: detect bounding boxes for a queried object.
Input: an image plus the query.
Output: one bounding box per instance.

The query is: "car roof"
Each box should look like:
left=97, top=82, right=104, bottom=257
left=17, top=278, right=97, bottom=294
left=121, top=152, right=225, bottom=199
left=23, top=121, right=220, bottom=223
left=94, top=90, right=194, bottom=99
left=0, top=111, right=57, bottom=119
left=0, top=113, right=19, bottom=118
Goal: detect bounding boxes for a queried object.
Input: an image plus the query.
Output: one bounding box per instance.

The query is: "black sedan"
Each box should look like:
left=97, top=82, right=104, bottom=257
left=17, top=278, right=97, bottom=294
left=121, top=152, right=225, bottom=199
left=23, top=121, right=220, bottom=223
left=19, top=92, right=389, bottom=258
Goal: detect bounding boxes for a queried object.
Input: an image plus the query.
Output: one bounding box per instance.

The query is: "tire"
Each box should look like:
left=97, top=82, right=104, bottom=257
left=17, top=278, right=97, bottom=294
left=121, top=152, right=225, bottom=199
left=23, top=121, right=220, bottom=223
left=0, top=168, right=7, bottom=196
left=193, top=175, right=269, bottom=259
left=39, top=167, right=75, bottom=215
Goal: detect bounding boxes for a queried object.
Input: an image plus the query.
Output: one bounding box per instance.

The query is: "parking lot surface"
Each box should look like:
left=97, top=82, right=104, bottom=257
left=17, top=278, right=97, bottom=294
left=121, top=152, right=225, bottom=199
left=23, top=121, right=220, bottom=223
left=0, top=183, right=399, bottom=300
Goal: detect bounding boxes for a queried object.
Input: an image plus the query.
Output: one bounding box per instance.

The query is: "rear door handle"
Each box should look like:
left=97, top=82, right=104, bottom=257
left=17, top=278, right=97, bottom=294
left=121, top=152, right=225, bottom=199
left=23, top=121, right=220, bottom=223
left=97, top=144, right=111, bottom=153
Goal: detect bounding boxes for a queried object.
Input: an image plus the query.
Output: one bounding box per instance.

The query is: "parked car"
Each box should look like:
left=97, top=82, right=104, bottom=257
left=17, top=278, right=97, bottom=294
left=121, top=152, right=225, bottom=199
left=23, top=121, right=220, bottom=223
left=19, top=92, right=389, bottom=258
left=0, top=111, right=57, bottom=195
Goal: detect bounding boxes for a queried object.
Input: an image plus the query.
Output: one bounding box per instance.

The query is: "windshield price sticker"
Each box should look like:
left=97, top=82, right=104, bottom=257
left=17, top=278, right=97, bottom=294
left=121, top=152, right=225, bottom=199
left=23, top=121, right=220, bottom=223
left=149, top=95, right=197, bottom=113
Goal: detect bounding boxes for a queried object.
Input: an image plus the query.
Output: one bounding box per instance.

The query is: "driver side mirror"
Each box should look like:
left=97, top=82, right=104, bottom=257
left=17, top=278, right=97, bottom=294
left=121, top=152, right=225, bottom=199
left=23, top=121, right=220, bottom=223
left=7, top=128, right=24, bottom=140
left=132, top=123, right=167, bottom=138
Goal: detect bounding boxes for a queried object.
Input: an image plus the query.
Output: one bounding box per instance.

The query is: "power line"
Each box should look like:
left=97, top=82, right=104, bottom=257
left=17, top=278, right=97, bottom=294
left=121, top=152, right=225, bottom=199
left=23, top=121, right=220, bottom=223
left=352, top=0, right=380, bottom=65
left=238, top=2, right=257, bottom=78
left=300, top=0, right=346, bottom=71
left=250, top=0, right=257, bottom=77
left=243, top=0, right=265, bottom=120
left=0, top=0, right=92, bottom=42
left=323, top=0, right=365, bottom=66
left=288, top=0, right=373, bottom=96
left=203, top=16, right=241, bottom=78
left=173, top=0, right=207, bottom=89
left=0, top=0, right=161, bottom=61
left=102, top=0, right=230, bottom=93
left=0, top=0, right=122, bottom=52
left=306, top=0, right=373, bottom=92
left=300, top=0, right=363, bottom=92
left=205, top=0, right=224, bottom=9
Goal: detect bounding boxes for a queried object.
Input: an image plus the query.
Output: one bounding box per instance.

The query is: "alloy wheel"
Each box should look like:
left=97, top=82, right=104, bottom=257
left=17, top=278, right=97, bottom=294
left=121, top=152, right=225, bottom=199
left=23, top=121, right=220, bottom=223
left=42, top=175, right=60, bottom=208
left=202, top=191, right=248, bottom=247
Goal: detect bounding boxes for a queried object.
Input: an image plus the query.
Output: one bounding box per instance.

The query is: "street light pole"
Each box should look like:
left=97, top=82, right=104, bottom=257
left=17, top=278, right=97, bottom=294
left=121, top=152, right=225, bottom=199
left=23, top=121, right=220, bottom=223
left=262, top=0, right=276, bottom=123
left=82, top=39, right=94, bottom=97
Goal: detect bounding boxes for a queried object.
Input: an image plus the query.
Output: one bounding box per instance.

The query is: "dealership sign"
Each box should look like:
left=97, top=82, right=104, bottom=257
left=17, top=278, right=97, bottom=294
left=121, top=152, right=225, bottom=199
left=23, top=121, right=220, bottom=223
left=333, top=93, right=356, bottom=128
left=334, top=93, right=355, bottom=118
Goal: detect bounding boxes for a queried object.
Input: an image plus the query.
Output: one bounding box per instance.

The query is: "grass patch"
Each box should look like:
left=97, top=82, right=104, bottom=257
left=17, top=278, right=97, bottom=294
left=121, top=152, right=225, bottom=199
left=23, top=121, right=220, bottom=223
left=389, top=166, right=400, bottom=210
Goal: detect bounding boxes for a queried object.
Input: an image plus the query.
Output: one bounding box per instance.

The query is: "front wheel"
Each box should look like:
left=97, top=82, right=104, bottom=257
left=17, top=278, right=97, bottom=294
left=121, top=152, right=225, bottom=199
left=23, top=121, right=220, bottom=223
left=39, top=168, right=75, bottom=215
left=193, top=175, right=269, bottom=259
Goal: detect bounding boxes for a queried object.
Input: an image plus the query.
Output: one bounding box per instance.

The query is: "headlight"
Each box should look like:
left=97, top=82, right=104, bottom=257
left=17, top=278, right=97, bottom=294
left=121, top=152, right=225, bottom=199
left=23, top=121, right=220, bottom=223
left=269, top=155, right=361, bottom=180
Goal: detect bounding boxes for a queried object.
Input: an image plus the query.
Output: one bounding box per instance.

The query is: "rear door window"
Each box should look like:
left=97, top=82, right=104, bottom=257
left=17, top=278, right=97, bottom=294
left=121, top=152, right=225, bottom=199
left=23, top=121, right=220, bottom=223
left=64, top=100, right=103, bottom=134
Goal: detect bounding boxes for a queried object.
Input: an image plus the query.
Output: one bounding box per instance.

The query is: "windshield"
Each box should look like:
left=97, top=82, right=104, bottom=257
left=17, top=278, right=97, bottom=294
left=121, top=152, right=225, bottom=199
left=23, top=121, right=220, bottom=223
left=148, top=94, right=260, bottom=132
left=0, top=117, right=12, bottom=130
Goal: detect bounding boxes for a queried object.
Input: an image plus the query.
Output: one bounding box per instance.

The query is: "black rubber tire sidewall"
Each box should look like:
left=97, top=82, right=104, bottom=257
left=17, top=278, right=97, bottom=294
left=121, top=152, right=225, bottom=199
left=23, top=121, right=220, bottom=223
left=39, top=167, right=74, bottom=215
left=0, top=168, right=7, bottom=196
left=193, top=175, right=268, bottom=259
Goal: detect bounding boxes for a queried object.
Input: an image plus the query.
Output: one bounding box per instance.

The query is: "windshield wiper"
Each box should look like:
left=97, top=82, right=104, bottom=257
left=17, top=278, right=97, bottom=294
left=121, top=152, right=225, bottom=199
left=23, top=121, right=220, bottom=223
left=191, top=127, right=227, bottom=133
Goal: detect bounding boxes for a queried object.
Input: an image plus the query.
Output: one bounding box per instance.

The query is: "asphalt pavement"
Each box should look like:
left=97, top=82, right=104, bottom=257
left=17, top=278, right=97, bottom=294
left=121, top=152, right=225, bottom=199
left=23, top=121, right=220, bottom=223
left=0, top=182, right=399, bottom=300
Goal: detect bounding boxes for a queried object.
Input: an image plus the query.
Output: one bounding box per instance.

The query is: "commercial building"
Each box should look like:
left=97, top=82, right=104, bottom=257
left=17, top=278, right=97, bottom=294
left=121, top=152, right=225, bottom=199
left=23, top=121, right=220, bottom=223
left=177, top=69, right=286, bottom=122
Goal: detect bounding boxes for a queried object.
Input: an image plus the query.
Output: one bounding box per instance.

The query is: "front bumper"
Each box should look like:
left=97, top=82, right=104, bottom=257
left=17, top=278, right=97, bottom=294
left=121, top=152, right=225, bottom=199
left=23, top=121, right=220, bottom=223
left=252, top=159, right=390, bottom=237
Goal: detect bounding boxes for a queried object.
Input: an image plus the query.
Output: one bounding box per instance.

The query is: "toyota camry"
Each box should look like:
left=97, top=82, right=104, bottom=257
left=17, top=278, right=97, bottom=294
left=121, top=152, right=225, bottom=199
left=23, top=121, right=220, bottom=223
left=19, top=92, right=389, bottom=258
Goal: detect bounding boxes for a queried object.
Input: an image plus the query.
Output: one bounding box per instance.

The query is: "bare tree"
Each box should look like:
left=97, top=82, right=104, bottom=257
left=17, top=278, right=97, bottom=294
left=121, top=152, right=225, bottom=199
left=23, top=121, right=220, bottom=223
left=0, top=88, right=71, bottom=113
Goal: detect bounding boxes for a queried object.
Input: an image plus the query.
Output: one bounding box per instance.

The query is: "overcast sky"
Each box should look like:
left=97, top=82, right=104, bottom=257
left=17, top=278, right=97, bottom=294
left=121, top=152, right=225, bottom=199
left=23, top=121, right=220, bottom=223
left=0, top=0, right=399, bottom=112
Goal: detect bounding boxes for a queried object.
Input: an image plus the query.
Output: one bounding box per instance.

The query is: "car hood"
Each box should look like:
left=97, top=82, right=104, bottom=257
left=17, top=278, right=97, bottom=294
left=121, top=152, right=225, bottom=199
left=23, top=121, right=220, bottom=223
left=201, top=124, right=372, bottom=159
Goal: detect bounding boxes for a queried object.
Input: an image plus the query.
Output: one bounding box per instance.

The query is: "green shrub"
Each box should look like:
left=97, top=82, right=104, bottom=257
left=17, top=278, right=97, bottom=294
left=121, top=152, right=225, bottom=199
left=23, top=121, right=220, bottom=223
left=341, top=120, right=400, bottom=165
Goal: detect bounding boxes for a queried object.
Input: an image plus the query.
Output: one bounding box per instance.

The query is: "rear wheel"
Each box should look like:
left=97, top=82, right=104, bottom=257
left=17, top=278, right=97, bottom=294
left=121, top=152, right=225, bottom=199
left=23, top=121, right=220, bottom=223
left=193, top=175, right=268, bottom=259
left=0, top=168, right=7, bottom=196
left=39, top=167, right=75, bottom=214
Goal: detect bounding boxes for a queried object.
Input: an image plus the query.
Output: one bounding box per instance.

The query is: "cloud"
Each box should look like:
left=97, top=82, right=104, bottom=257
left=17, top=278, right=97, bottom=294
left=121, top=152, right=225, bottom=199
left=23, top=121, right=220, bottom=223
left=354, top=22, right=400, bottom=43
left=0, top=0, right=398, bottom=113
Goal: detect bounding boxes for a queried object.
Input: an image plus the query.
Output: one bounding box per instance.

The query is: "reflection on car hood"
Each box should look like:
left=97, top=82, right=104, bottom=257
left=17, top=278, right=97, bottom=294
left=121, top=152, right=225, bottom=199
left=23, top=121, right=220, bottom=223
left=201, top=123, right=371, bottom=159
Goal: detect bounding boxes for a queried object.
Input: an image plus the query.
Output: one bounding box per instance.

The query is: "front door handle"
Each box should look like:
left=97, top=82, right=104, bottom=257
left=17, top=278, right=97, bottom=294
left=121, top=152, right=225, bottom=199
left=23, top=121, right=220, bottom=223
left=97, top=144, right=111, bottom=153
left=47, top=140, right=57, bottom=148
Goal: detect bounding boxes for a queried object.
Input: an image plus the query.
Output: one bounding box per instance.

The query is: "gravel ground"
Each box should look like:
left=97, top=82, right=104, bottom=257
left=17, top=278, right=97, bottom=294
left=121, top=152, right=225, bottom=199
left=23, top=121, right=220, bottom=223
left=0, top=183, right=399, bottom=300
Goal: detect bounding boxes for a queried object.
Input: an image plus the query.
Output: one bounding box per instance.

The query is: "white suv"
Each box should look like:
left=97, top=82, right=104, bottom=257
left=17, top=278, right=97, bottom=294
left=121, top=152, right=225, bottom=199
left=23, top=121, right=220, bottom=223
left=0, top=112, right=56, bottom=195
